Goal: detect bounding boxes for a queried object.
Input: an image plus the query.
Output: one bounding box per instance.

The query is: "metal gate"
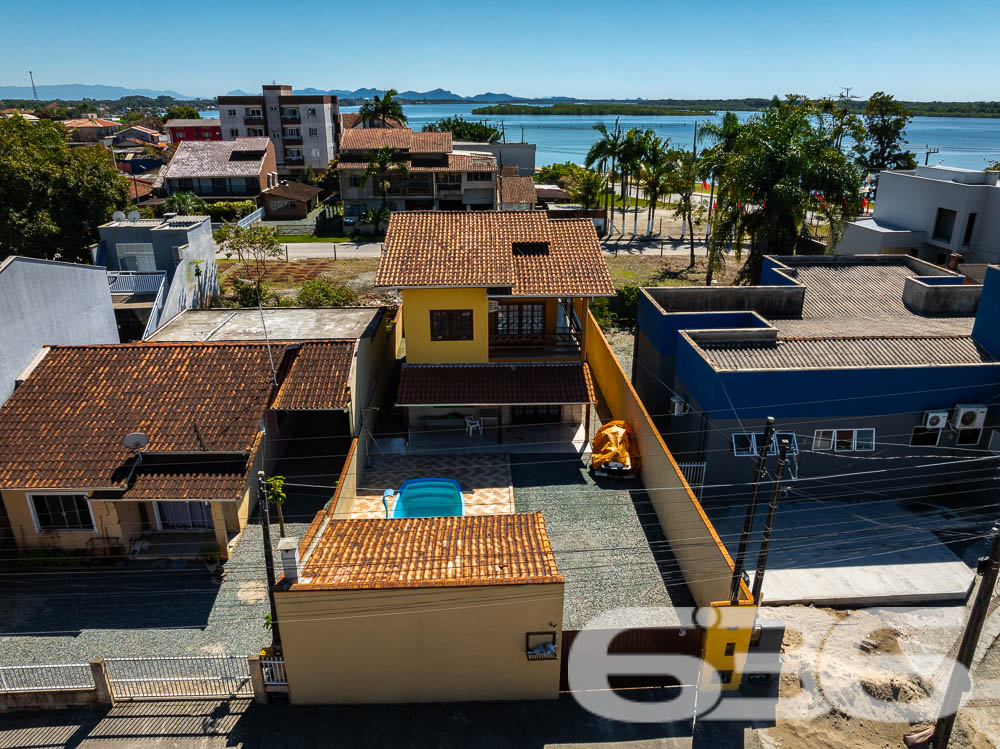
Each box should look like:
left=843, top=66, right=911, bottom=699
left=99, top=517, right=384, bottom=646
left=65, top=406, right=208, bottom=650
left=105, top=656, right=253, bottom=699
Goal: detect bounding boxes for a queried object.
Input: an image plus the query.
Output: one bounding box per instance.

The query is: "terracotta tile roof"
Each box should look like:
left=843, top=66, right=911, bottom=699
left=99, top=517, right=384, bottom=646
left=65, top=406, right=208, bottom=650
left=128, top=179, right=156, bottom=200
left=397, top=363, right=596, bottom=406
left=121, top=125, right=160, bottom=135
left=271, top=341, right=355, bottom=411
left=339, top=128, right=451, bottom=154
left=92, top=453, right=253, bottom=501
left=62, top=118, right=119, bottom=128
left=499, top=176, right=536, bottom=205
left=293, top=512, right=563, bottom=590
left=262, top=181, right=323, bottom=202
left=377, top=211, right=614, bottom=296
left=161, top=137, right=271, bottom=180
left=0, top=343, right=285, bottom=491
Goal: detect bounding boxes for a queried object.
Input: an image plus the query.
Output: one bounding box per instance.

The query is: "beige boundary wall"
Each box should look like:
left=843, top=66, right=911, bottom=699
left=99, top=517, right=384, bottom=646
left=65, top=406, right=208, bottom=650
left=275, top=582, right=565, bottom=704
left=583, top=312, right=757, bottom=690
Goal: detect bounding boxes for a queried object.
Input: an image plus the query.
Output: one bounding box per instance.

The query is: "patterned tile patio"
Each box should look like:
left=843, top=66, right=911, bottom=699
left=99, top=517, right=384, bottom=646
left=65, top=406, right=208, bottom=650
left=351, top=454, right=514, bottom=519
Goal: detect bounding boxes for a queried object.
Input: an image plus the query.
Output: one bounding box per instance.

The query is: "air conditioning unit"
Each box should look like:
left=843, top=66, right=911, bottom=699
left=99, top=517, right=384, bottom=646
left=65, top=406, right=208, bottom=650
left=923, top=410, right=949, bottom=430
left=670, top=395, right=689, bottom=416
left=488, top=300, right=499, bottom=313
left=950, top=405, right=987, bottom=430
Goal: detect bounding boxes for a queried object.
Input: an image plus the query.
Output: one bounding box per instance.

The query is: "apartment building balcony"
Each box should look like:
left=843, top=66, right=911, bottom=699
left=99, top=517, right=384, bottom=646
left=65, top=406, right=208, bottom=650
left=285, top=155, right=304, bottom=165
left=282, top=136, right=303, bottom=146
left=488, top=331, right=582, bottom=360
left=244, top=116, right=264, bottom=126
left=281, top=115, right=301, bottom=124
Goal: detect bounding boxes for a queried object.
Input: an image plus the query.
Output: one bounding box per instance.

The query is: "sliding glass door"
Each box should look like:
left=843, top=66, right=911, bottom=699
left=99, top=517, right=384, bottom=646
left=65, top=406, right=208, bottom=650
left=156, top=501, right=213, bottom=530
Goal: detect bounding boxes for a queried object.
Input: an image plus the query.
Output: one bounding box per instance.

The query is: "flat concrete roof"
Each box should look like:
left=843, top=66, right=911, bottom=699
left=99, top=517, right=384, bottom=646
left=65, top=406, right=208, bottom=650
left=149, top=307, right=383, bottom=342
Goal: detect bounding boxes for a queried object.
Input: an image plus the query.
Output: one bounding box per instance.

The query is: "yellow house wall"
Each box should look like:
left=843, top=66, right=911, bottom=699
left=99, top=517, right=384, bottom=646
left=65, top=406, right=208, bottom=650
left=401, top=288, right=488, bottom=364
left=276, top=582, right=564, bottom=704
left=1, top=490, right=125, bottom=551
left=583, top=311, right=755, bottom=691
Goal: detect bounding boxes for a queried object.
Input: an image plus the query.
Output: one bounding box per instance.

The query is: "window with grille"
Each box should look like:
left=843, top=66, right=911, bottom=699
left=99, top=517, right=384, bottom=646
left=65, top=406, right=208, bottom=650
left=116, top=242, right=156, bottom=271
left=496, top=302, right=544, bottom=335
left=30, top=494, right=94, bottom=531
left=430, top=310, right=473, bottom=340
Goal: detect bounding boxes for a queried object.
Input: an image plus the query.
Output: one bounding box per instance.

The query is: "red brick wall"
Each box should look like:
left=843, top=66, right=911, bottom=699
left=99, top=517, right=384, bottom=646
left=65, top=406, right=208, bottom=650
left=258, top=142, right=278, bottom=192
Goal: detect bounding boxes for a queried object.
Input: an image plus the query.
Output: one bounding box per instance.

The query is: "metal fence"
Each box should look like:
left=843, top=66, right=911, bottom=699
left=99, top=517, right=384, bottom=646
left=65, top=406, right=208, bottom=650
left=140, top=276, right=168, bottom=339
left=107, top=270, right=167, bottom=294
left=237, top=207, right=265, bottom=228
left=678, top=462, right=707, bottom=499
left=104, top=655, right=253, bottom=699
left=0, top=663, right=94, bottom=692
left=260, top=657, right=287, bottom=687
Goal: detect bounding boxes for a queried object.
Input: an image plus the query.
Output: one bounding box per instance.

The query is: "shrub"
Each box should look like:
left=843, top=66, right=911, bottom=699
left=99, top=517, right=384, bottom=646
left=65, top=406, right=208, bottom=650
left=206, top=201, right=256, bottom=222
left=296, top=278, right=359, bottom=307
left=230, top=278, right=271, bottom=307
left=617, top=285, right=640, bottom=324
left=590, top=297, right=615, bottom=330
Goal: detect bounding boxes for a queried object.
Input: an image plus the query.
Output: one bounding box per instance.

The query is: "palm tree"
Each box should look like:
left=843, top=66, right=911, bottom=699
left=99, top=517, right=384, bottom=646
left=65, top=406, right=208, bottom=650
left=711, top=97, right=863, bottom=284
left=163, top=191, right=207, bottom=215
left=697, top=112, right=743, bottom=285
left=638, top=137, right=674, bottom=237
left=616, top=128, right=642, bottom=237
left=669, top=149, right=701, bottom=268
left=362, top=206, right=391, bottom=232
left=586, top=118, right=623, bottom=236
left=357, top=89, right=408, bottom=127
left=357, top=146, right=410, bottom=212
left=629, top=129, right=657, bottom=235
left=569, top=168, right=605, bottom=209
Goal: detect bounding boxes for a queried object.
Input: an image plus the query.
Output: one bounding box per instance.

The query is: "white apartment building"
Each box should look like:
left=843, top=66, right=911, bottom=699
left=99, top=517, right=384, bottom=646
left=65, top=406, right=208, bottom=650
left=838, top=165, right=1000, bottom=265
left=218, top=84, right=340, bottom=176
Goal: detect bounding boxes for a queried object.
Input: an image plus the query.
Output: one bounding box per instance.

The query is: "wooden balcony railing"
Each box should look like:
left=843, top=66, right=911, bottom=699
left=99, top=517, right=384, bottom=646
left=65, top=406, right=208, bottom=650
left=488, top=331, right=582, bottom=358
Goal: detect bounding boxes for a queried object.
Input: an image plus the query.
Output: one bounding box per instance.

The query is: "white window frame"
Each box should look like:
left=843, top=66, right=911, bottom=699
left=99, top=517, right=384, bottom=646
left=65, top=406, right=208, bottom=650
left=229, top=128, right=240, bottom=138
left=286, top=148, right=303, bottom=159
left=246, top=107, right=262, bottom=118
left=27, top=493, right=97, bottom=533
left=307, top=108, right=317, bottom=116
left=308, top=127, right=318, bottom=137
left=116, top=242, right=156, bottom=271
left=283, top=127, right=300, bottom=137
left=227, top=109, right=237, bottom=117
left=813, top=428, right=876, bottom=452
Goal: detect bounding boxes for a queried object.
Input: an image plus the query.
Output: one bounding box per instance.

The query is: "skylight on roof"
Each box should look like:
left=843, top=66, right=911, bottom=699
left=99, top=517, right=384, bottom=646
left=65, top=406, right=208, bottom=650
left=512, top=242, right=549, bottom=256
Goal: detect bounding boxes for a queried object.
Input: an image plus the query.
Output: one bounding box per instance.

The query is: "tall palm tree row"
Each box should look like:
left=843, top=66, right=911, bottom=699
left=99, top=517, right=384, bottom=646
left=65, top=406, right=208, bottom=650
left=585, top=118, right=623, bottom=236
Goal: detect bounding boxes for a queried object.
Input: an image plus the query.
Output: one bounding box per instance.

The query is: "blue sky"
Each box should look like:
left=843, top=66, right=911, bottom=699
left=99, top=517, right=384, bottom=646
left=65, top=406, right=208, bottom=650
left=3, top=0, right=999, bottom=100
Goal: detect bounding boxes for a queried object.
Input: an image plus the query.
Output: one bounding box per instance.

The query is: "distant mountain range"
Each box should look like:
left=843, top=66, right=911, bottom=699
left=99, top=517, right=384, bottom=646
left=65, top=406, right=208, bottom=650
left=0, top=83, right=195, bottom=100
left=225, top=87, right=575, bottom=103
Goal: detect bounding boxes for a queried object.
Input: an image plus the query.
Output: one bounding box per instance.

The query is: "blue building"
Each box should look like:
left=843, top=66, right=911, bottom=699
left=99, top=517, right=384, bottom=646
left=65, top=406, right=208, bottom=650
left=633, top=255, right=1000, bottom=505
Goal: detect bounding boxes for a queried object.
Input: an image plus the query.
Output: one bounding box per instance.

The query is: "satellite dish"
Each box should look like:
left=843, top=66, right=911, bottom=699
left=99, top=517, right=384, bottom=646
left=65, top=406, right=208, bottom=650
left=112, top=211, right=126, bottom=222
left=123, top=432, right=148, bottom=450
left=127, top=210, right=141, bottom=221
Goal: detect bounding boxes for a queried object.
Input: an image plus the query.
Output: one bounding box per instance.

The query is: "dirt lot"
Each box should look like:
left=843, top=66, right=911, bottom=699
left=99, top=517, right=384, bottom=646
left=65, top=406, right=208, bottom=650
left=216, top=258, right=383, bottom=303
left=753, top=600, right=1000, bottom=749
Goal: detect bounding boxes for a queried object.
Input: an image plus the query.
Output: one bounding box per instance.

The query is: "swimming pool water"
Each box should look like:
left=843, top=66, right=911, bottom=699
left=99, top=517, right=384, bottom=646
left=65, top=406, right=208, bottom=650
left=390, top=478, right=464, bottom=518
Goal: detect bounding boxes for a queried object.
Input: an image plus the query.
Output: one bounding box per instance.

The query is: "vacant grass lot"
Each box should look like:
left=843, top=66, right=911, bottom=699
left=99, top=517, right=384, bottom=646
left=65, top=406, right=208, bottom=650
left=605, top=255, right=736, bottom=288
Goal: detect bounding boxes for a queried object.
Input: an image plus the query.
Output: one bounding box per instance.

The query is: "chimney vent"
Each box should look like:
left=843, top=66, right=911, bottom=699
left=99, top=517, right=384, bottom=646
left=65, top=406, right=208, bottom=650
left=278, top=537, right=302, bottom=583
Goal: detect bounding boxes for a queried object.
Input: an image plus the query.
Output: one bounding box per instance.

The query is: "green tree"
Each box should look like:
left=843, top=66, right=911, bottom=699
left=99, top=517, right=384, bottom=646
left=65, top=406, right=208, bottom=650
left=586, top=117, right=624, bottom=236
left=534, top=161, right=583, bottom=188
left=697, top=112, right=743, bottom=285
left=361, top=206, right=391, bottom=232
left=988, top=161, right=1000, bottom=171
left=165, top=105, right=200, bottom=120
left=163, top=191, right=208, bottom=215
left=669, top=149, right=702, bottom=267
left=265, top=475, right=287, bottom=537
left=637, top=136, right=675, bottom=237
left=0, top=117, right=129, bottom=263
left=709, top=96, right=862, bottom=284
left=568, top=168, right=604, bottom=209
left=357, top=89, right=407, bottom=127
left=856, top=92, right=917, bottom=178
left=214, top=223, right=283, bottom=304
left=422, top=116, right=500, bottom=143
left=357, top=146, right=409, bottom=212
left=296, top=278, right=360, bottom=307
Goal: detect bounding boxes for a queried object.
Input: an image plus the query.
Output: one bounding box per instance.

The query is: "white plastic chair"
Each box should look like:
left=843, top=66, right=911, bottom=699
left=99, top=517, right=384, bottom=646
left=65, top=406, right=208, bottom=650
left=465, top=416, right=483, bottom=437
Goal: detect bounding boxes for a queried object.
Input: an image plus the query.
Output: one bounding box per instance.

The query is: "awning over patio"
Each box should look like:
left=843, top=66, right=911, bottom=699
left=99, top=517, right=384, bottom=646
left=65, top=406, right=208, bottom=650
left=92, top=453, right=251, bottom=501
left=396, top=363, right=596, bottom=406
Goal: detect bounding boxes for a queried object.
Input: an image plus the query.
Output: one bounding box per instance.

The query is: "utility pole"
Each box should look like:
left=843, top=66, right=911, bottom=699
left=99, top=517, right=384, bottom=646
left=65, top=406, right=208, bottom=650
left=730, top=417, right=775, bottom=604
left=750, top=437, right=791, bottom=605
left=258, top=471, right=282, bottom=649
left=29, top=71, right=38, bottom=100
left=925, top=146, right=940, bottom=166
left=932, top=522, right=1000, bottom=748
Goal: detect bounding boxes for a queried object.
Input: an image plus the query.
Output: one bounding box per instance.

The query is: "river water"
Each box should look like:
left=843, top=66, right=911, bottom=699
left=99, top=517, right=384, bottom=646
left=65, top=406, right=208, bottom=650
left=200, top=103, right=1000, bottom=170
